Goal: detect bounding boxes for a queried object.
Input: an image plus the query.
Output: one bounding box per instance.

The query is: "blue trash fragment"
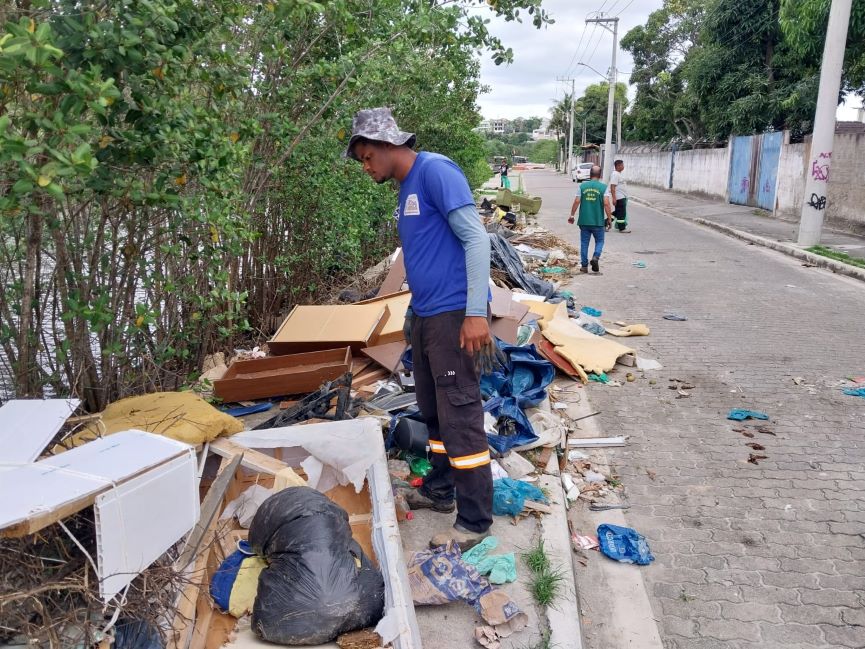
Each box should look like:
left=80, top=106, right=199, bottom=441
left=220, top=402, right=273, bottom=417
left=842, top=387, right=865, bottom=398
left=481, top=341, right=555, bottom=453
left=484, top=397, right=537, bottom=454
left=492, top=478, right=547, bottom=516
left=581, top=306, right=602, bottom=317
left=597, top=524, right=654, bottom=565
left=727, top=409, right=769, bottom=421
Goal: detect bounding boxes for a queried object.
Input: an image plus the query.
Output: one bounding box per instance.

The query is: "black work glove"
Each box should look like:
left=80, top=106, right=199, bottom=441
left=403, top=305, right=414, bottom=344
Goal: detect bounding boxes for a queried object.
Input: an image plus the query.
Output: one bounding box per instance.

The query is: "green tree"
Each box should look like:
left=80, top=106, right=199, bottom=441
left=0, top=0, right=552, bottom=408
left=574, top=82, right=629, bottom=144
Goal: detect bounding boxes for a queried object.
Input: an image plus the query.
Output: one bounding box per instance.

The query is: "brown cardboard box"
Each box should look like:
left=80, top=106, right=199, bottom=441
left=213, top=347, right=352, bottom=402
left=269, top=304, right=390, bottom=355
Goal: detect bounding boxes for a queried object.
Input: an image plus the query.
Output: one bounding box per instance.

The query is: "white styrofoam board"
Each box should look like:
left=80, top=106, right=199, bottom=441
left=0, top=430, right=191, bottom=532
left=0, top=398, right=80, bottom=466
left=567, top=436, right=628, bottom=448
left=95, top=451, right=199, bottom=602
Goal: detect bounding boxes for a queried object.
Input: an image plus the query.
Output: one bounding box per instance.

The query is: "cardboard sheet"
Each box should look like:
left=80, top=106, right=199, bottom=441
left=534, top=303, right=634, bottom=377
left=270, top=304, right=389, bottom=354
left=0, top=430, right=192, bottom=537
left=361, top=340, right=409, bottom=373
left=95, top=451, right=198, bottom=601
left=0, top=398, right=79, bottom=466
left=357, top=290, right=412, bottom=345
left=378, top=248, right=407, bottom=296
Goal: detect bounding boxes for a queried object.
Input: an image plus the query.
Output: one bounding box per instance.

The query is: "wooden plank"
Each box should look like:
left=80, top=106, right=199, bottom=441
left=522, top=500, right=553, bottom=515
left=169, top=471, right=224, bottom=649
left=209, top=438, right=290, bottom=476
left=567, top=436, right=628, bottom=448
left=213, top=347, right=351, bottom=402
left=176, top=453, right=242, bottom=569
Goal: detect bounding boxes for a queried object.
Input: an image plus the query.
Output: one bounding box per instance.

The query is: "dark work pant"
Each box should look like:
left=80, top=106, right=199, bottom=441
left=411, top=309, right=493, bottom=533
left=613, top=198, right=628, bottom=230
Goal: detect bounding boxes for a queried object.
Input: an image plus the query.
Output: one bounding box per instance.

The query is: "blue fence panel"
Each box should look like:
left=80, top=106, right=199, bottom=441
left=756, top=131, right=783, bottom=211
left=728, top=136, right=754, bottom=206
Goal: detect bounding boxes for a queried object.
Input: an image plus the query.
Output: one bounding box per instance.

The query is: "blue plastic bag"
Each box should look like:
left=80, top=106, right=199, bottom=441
left=597, top=524, right=654, bottom=565
left=843, top=387, right=865, bottom=398
left=492, top=478, right=547, bottom=516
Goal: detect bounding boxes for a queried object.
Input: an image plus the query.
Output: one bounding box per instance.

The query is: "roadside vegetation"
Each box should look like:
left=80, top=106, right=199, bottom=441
left=0, top=0, right=552, bottom=407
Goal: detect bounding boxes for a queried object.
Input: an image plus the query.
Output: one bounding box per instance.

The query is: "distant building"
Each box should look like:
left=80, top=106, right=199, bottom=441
left=491, top=118, right=510, bottom=134
left=475, top=119, right=493, bottom=133
left=532, top=118, right=555, bottom=141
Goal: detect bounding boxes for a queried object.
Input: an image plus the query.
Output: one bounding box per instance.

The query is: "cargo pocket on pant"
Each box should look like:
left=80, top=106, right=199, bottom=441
left=444, top=384, right=481, bottom=430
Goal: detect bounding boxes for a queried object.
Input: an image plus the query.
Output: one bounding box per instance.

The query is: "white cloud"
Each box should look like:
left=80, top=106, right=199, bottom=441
left=477, top=0, right=663, bottom=120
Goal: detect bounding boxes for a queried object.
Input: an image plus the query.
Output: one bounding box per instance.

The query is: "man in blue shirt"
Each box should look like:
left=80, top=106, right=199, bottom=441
left=347, top=107, right=493, bottom=550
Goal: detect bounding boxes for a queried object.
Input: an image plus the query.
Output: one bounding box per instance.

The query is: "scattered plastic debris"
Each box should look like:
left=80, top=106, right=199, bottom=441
left=662, top=313, right=688, bottom=321
left=580, top=306, right=602, bottom=317
left=727, top=409, right=769, bottom=421
left=631, top=260, right=646, bottom=269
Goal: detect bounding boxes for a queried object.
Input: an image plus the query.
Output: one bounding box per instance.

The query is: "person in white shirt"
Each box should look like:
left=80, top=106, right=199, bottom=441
left=609, top=159, right=630, bottom=233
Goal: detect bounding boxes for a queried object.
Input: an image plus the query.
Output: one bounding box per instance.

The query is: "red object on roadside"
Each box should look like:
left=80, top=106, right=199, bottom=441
left=410, top=477, right=423, bottom=488
left=406, top=512, right=414, bottom=521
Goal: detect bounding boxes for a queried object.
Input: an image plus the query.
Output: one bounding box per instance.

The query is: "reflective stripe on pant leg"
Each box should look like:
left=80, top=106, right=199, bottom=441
left=449, top=449, right=491, bottom=469
left=429, top=439, right=447, bottom=454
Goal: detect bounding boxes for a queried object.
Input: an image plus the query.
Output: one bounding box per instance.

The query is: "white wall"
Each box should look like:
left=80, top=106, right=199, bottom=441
left=618, top=151, right=672, bottom=188
left=672, top=148, right=729, bottom=198
left=775, top=142, right=806, bottom=217
left=826, top=133, right=865, bottom=229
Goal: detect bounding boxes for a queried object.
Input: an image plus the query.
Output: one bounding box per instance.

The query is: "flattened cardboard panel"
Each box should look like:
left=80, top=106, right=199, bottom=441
left=0, top=398, right=80, bottom=465
left=490, top=317, right=520, bottom=345
left=270, top=304, right=389, bottom=355
left=377, top=248, right=406, bottom=296
left=357, top=291, right=411, bottom=344
left=490, top=285, right=514, bottom=318
left=361, top=341, right=408, bottom=374
left=95, top=452, right=199, bottom=601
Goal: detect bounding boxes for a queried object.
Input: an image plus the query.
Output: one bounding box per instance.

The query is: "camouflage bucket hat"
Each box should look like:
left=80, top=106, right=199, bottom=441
left=345, top=107, right=416, bottom=160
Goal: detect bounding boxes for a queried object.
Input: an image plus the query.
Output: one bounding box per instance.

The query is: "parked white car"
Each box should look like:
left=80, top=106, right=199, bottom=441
left=571, top=162, right=593, bottom=182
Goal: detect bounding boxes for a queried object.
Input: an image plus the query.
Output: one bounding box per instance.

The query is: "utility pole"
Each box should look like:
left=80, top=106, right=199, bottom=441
left=797, top=0, right=853, bottom=246
left=586, top=15, right=619, bottom=180
left=616, top=100, right=623, bottom=147
left=556, top=76, right=575, bottom=174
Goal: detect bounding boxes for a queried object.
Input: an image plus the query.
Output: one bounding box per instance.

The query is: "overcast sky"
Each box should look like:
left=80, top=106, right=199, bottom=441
left=475, top=0, right=863, bottom=122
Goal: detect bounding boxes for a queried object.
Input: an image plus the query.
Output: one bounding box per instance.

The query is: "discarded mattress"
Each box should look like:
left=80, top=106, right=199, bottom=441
left=72, top=391, right=243, bottom=446
left=529, top=302, right=634, bottom=379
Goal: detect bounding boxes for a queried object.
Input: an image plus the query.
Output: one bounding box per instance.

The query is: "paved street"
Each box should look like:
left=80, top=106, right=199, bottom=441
left=524, top=169, right=865, bottom=649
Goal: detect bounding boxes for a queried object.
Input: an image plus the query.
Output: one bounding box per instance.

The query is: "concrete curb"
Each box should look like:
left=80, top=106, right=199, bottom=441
left=631, top=197, right=865, bottom=283
left=538, top=473, right=585, bottom=649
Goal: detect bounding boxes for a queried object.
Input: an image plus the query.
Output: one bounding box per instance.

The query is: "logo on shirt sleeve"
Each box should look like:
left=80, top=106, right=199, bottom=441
left=404, top=193, right=421, bottom=216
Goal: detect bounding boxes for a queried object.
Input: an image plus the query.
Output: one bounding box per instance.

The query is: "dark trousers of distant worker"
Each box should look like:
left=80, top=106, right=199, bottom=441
left=613, top=197, right=628, bottom=231
left=411, top=309, right=493, bottom=534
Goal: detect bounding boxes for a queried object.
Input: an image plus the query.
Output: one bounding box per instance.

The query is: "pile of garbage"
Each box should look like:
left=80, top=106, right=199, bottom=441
left=0, top=204, right=662, bottom=648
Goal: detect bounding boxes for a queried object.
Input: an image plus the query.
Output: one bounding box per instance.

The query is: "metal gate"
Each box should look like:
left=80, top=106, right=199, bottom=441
left=727, top=131, right=783, bottom=210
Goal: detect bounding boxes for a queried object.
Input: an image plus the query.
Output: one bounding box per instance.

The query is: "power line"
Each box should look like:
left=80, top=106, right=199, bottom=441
left=614, top=0, right=636, bottom=16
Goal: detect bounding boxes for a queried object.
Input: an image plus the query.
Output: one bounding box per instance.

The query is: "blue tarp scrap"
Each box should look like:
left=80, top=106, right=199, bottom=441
left=480, top=341, right=555, bottom=453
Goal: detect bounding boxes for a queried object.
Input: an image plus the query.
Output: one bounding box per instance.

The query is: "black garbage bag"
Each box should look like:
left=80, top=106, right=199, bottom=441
left=249, top=487, right=385, bottom=645
left=489, top=233, right=556, bottom=298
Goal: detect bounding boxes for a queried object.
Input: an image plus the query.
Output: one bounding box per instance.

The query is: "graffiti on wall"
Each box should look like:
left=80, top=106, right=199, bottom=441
left=811, top=152, right=831, bottom=182
left=807, top=193, right=827, bottom=211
